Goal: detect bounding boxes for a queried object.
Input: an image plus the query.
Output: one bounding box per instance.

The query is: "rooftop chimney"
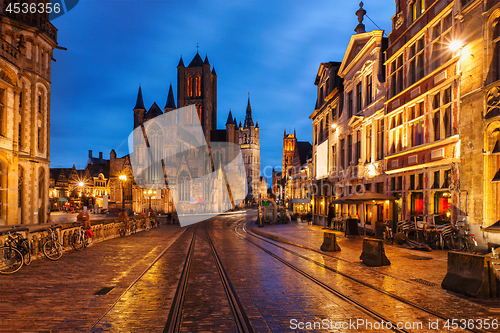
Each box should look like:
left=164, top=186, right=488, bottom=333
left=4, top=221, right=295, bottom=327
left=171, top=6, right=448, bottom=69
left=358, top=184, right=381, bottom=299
left=89, top=150, right=92, bottom=158
left=99, top=152, right=103, bottom=159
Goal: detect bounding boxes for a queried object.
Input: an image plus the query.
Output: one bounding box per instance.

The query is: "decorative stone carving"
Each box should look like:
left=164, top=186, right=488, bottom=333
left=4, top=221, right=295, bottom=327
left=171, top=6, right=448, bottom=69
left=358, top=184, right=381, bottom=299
left=486, top=86, right=500, bottom=119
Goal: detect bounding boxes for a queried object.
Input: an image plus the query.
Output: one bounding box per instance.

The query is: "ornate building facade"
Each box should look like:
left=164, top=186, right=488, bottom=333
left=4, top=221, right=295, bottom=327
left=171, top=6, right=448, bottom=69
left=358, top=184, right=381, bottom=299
left=1, top=2, right=58, bottom=225
left=309, top=0, right=500, bottom=246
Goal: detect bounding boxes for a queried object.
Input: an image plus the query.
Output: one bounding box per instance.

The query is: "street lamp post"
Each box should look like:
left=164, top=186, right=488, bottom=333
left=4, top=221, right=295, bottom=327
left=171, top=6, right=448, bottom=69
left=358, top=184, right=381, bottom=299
left=143, top=189, right=157, bottom=210
left=119, top=174, right=127, bottom=212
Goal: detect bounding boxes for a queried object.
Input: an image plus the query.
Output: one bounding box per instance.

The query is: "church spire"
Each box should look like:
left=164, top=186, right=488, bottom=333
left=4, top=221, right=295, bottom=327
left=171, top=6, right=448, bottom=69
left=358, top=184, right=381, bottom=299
left=226, top=109, right=234, bottom=125
left=134, top=86, right=145, bottom=110
left=164, top=83, right=176, bottom=111
left=244, top=93, right=254, bottom=128
left=178, top=56, right=185, bottom=67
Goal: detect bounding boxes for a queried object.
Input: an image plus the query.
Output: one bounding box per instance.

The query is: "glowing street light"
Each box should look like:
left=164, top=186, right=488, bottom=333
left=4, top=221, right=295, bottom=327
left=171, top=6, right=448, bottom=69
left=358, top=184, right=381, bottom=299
left=119, top=174, right=127, bottom=212
left=449, top=41, right=462, bottom=52
left=143, top=189, right=157, bottom=210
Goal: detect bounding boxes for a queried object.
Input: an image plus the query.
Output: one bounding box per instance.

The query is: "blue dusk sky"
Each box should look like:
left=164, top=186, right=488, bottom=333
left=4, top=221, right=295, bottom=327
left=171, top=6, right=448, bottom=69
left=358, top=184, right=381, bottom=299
left=50, top=0, right=396, bottom=180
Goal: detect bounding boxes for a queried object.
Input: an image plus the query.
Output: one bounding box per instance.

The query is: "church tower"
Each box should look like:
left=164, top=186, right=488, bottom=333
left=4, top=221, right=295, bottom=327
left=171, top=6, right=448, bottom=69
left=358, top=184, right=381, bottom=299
left=283, top=129, right=297, bottom=173
left=239, top=95, right=260, bottom=200
left=177, top=53, right=218, bottom=143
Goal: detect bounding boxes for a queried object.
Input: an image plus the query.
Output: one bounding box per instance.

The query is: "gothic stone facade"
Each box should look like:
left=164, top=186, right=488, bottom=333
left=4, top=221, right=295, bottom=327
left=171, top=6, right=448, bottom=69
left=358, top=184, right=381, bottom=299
left=0, top=3, right=58, bottom=225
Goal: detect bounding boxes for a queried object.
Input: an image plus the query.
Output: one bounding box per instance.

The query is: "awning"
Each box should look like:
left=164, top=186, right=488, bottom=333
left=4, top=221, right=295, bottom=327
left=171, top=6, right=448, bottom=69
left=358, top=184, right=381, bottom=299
left=340, top=191, right=396, bottom=203
left=292, top=199, right=310, bottom=204
left=483, top=220, right=500, bottom=233
left=331, top=198, right=348, bottom=204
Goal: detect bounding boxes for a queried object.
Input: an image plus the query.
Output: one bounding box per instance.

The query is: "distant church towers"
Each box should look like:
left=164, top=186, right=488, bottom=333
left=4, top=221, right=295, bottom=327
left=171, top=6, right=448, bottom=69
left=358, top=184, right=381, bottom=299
left=239, top=95, right=260, bottom=200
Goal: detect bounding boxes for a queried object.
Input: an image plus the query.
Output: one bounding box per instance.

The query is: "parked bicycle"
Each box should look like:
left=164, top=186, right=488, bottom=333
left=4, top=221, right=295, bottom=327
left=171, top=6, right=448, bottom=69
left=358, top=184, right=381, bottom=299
left=71, top=223, right=89, bottom=251
left=0, top=230, right=31, bottom=274
left=383, top=220, right=394, bottom=245
left=441, top=223, right=465, bottom=251
left=43, top=225, right=63, bottom=260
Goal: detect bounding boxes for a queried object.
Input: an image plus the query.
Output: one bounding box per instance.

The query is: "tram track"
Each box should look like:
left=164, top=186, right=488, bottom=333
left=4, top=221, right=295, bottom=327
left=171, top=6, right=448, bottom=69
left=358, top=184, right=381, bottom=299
left=164, top=222, right=253, bottom=333
left=234, top=218, right=487, bottom=333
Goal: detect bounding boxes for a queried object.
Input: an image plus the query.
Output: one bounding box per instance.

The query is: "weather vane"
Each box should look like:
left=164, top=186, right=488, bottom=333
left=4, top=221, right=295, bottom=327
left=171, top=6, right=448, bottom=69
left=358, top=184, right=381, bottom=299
left=196, top=43, right=199, bottom=53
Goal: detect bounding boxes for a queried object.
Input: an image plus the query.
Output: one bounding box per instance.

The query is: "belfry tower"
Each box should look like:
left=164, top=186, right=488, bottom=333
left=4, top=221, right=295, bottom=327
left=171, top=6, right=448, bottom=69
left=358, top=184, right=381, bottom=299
left=239, top=95, right=260, bottom=200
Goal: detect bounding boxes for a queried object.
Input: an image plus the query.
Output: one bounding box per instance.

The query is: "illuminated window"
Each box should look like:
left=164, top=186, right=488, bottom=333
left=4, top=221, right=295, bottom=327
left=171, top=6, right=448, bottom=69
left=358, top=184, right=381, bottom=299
left=432, top=87, right=453, bottom=141
left=365, top=125, right=371, bottom=163
left=186, top=76, right=192, bottom=97
left=410, top=0, right=425, bottom=24
left=389, top=112, right=403, bottom=154
left=409, top=38, right=425, bottom=84
left=409, top=102, right=424, bottom=147
left=389, top=54, right=404, bottom=97
left=376, top=119, right=384, bottom=160
left=431, top=13, right=453, bottom=70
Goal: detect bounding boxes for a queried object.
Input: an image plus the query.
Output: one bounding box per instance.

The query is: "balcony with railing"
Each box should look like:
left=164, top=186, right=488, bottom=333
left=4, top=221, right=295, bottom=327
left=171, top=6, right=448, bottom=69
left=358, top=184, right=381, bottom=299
left=2, top=2, right=57, bottom=43
left=0, top=37, right=19, bottom=65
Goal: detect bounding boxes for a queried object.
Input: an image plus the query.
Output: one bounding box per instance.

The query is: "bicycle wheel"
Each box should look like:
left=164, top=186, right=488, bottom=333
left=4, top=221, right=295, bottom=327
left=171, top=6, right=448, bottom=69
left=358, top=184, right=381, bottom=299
left=119, top=226, right=126, bottom=237
left=43, top=240, right=63, bottom=260
left=445, top=235, right=465, bottom=251
left=20, top=240, right=32, bottom=265
left=465, top=236, right=476, bottom=253
left=71, top=232, right=86, bottom=251
left=0, top=246, right=23, bottom=274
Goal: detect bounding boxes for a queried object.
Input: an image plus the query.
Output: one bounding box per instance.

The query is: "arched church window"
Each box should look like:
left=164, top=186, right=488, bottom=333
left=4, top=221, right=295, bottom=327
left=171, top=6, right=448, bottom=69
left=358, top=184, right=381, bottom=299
left=179, top=172, right=190, bottom=201
left=186, top=76, right=192, bottom=97
left=196, top=103, right=202, bottom=121
left=492, top=18, right=500, bottom=82
left=195, top=75, right=201, bottom=97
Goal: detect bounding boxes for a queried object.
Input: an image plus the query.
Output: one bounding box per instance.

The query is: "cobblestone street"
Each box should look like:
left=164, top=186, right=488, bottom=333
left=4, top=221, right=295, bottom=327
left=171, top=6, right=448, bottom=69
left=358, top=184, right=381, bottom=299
left=1, top=211, right=499, bottom=332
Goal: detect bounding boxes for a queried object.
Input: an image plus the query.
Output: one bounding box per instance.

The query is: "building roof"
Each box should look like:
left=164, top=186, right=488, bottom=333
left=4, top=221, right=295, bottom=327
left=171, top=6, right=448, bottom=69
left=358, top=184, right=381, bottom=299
left=145, top=102, right=163, bottom=120
left=297, top=141, right=312, bottom=165
left=178, top=56, right=184, bottom=67
left=188, top=52, right=204, bottom=67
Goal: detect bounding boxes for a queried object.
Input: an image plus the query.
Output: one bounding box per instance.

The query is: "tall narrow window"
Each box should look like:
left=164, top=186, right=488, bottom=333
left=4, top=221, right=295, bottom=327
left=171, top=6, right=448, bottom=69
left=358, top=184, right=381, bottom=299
left=340, top=139, right=345, bottom=170
left=366, top=75, right=372, bottom=105
left=431, top=13, right=453, bottom=70
left=38, top=95, right=42, bottom=113
left=390, top=55, right=404, bottom=97
left=38, top=128, right=42, bottom=151
left=331, top=144, right=337, bottom=172
left=366, top=125, right=372, bottom=163
left=347, top=135, right=353, bottom=166
left=0, top=89, right=4, bottom=136
left=356, top=82, right=362, bottom=112
left=410, top=0, right=425, bottom=24
left=377, top=119, right=384, bottom=160
left=493, top=19, right=500, bottom=82
left=409, top=38, right=425, bottom=84
left=348, top=91, right=353, bottom=117
left=186, top=77, right=192, bottom=97
left=356, top=130, right=361, bottom=163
